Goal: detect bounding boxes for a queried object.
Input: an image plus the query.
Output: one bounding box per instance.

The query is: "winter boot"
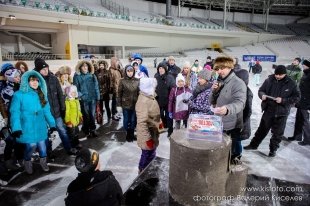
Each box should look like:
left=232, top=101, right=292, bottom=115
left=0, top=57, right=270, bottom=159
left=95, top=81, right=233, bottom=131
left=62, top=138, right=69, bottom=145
left=24, top=160, right=33, bottom=174
left=126, top=130, right=133, bottom=142
left=40, top=157, right=49, bottom=172
left=5, top=159, right=20, bottom=171
left=129, top=129, right=136, bottom=142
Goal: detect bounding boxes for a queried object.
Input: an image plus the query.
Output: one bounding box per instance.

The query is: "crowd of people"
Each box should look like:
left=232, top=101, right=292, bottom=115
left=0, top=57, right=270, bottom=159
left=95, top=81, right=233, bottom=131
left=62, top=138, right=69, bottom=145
left=0, top=53, right=309, bottom=205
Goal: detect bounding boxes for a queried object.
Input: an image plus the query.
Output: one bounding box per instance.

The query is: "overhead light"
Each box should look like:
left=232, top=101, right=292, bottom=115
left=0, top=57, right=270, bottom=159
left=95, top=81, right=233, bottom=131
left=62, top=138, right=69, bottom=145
left=58, top=20, right=65, bottom=23
left=8, top=15, right=16, bottom=20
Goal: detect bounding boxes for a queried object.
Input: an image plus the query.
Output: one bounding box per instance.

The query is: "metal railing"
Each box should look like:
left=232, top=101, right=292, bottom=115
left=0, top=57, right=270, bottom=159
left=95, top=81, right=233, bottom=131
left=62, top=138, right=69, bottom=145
left=2, top=53, right=70, bottom=61
left=100, top=0, right=130, bottom=16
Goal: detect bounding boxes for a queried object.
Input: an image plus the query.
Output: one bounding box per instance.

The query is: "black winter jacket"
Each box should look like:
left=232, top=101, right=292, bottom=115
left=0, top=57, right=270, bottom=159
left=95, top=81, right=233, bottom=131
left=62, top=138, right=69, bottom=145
left=252, top=64, right=262, bottom=74
left=65, top=170, right=123, bottom=206
left=240, top=87, right=253, bottom=140
left=154, top=73, right=175, bottom=107
left=258, top=75, right=300, bottom=116
left=44, top=73, right=65, bottom=118
left=298, top=69, right=310, bottom=110
left=167, top=64, right=181, bottom=79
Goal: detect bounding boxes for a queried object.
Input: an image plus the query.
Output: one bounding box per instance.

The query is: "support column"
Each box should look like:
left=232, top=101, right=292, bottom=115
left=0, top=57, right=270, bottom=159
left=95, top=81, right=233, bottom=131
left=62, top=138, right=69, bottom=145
left=0, top=43, right=2, bottom=63
left=208, top=1, right=212, bottom=22
left=166, top=0, right=172, bottom=18
left=223, top=0, right=227, bottom=30
left=265, top=0, right=270, bottom=31
left=122, top=46, right=125, bottom=59
left=250, top=7, right=254, bottom=24
left=178, top=0, right=181, bottom=18
left=17, top=35, right=23, bottom=53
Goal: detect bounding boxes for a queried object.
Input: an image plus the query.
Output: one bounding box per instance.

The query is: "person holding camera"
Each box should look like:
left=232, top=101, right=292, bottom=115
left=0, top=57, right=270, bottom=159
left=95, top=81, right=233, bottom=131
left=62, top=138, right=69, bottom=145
left=10, top=70, right=56, bottom=174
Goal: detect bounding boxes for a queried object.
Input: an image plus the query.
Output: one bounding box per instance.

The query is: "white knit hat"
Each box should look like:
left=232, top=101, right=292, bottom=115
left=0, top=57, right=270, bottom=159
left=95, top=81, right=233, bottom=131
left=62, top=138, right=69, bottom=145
left=176, top=73, right=185, bottom=83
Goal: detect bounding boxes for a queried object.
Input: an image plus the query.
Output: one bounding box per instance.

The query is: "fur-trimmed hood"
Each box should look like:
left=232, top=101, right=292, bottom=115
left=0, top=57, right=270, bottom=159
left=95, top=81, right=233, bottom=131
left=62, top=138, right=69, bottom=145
left=58, top=66, right=72, bottom=75
left=97, top=60, right=109, bottom=70
left=19, top=70, right=47, bottom=100
left=75, top=61, right=94, bottom=75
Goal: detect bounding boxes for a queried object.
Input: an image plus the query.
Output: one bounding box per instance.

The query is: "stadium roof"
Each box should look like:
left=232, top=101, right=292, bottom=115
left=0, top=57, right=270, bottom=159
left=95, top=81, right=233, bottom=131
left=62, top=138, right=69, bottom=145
left=180, top=0, right=310, bottom=15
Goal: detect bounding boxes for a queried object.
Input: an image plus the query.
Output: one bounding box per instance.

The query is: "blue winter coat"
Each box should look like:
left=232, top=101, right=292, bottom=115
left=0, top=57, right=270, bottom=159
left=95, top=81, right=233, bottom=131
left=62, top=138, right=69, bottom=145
left=73, top=61, right=100, bottom=102
left=10, top=70, right=56, bottom=144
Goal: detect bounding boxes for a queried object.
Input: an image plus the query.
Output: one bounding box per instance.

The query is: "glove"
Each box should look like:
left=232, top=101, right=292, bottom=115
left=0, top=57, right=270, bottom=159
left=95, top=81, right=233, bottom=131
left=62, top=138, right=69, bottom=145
left=12, top=130, right=22, bottom=138
left=168, top=112, right=173, bottom=119
left=61, top=110, right=66, bottom=119
left=49, top=127, right=57, bottom=132
left=146, top=139, right=155, bottom=149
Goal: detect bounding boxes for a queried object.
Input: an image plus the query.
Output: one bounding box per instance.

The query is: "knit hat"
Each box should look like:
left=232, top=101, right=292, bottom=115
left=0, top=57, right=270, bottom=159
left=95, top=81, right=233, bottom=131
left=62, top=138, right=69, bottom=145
left=75, top=148, right=99, bottom=173
left=1, top=63, right=15, bottom=75
left=302, top=59, right=310, bottom=68
left=197, top=69, right=212, bottom=81
left=139, top=78, right=157, bottom=96
left=4, top=68, right=21, bottom=83
left=207, top=56, right=212, bottom=60
left=157, top=62, right=168, bottom=72
left=176, top=73, right=185, bottom=83
left=274, top=65, right=287, bottom=75
left=168, top=56, right=175, bottom=61
left=34, top=57, right=49, bottom=72
left=65, top=85, right=78, bottom=99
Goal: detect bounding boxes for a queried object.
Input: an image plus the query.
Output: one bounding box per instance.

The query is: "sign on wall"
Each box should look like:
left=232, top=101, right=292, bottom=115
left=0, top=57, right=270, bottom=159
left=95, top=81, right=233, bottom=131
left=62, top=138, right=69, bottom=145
left=243, top=55, right=277, bottom=62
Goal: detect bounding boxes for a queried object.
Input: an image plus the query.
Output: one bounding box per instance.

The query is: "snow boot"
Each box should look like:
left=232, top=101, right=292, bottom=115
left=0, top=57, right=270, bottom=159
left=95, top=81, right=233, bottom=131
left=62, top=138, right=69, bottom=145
left=40, top=157, right=49, bottom=172
left=24, top=160, right=33, bottom=174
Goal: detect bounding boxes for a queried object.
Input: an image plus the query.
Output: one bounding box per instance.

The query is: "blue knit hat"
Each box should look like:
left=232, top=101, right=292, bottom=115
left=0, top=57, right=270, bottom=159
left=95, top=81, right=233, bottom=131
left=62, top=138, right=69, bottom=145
left=1, top=63, right=14, bottom=75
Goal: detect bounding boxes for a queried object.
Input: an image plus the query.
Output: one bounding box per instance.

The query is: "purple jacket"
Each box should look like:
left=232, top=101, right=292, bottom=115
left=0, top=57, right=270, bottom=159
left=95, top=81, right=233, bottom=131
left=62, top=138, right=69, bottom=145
left=168, top=86, right=192, bottom=120
left=189, top=84, right=213, bottom=115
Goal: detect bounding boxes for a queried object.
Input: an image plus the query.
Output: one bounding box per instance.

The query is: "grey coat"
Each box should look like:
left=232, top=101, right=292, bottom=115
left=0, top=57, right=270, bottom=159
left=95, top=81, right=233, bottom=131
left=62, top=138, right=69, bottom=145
left=209, top=72, right=247, bottom=131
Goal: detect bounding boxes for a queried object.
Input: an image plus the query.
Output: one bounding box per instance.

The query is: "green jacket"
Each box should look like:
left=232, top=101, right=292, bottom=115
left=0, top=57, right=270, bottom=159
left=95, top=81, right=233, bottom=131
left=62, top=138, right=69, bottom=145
left=286, top=64, right=302, bottom=84
left=65, top=99, right=83, bottom=127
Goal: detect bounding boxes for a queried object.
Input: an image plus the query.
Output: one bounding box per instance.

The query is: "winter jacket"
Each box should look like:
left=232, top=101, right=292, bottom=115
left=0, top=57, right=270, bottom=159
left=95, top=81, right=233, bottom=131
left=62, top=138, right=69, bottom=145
left=168, top=86, right=191, bottom=120
left=135, top=92, right=160, bottom=150
left=240, top=87, right=253, bottom=140
left=286, top=64, right=303, bottom=84
left=110, top=66, right=123, bottom=94
left=209, top=71, right=247, bottom=131
left=44, top=72, right=66, bottom=118
left=252, top=64, right=262, bottom=74
left=1, top=82, right=20, bottom=106
left=65, top=170, right=123, bottom=206
left=189, top=83, right=213, bottom=115
left=259, top=75, right=300, bottom=116
left=73, top=61, right=100, bottom=102
left=154, top=73, right=175, bottom=107
left=117, top=72, right=139, bottom=110
left=298, top=69, right=310, bottom=110
left=95, top=61, right=112, bottom=101
left=167, top=64, right=181, bottom=79
left=0, top=98, right=8, bottom=119
left=10, top=70, right=56, bottom=144
left=132, top=53, right=149, bottom=77
left=65, top=99, right=83, bottom=127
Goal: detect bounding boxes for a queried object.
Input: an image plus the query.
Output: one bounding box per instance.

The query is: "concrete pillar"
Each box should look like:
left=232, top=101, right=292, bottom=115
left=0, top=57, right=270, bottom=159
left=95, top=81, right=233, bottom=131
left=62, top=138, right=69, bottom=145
left=0, top=43, right=2, bottom=63
left=17, top=35, right=23, bottom=53
left=178, top=0, right=181, bottom=18
left=169, top=129, right=248, bottom=205
left=122, top=46, right=125, bottom=59
left=223, top=0, right=227, bottom=30
left=166, top=0, right=171, bottom=18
